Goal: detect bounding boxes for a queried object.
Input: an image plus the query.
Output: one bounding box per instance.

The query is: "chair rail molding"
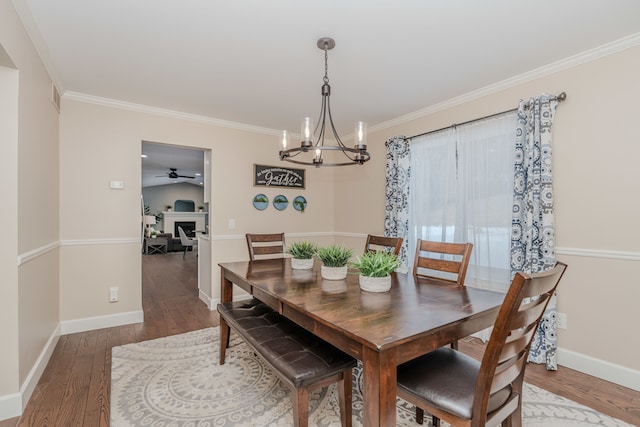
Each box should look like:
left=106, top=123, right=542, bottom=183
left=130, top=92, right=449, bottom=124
left=555, top=246, right=640, bottom=261
left=59, top=237, right=140, bottom=246
left=210, top=231, right=334, bottom=241
left=17, top=241, right=59, bottom=266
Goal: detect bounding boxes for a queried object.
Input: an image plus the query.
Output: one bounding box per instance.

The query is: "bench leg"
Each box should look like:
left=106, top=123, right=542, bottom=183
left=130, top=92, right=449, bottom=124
left=219, top=319, right=230, bottom=365
left=337, top=368, right=353, bottom=427
left=292, top=387, right=309, bottom=427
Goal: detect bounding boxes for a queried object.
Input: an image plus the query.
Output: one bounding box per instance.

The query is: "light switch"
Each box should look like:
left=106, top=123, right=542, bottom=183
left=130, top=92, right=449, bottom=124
left=228, top=219, right=236, bottom=229
left=110, top=180, right=124, bottom=189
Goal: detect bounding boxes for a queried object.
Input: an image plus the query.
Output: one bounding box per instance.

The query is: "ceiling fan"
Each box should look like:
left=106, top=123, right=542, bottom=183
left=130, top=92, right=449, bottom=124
left=157, top=168, right=195, bottom=179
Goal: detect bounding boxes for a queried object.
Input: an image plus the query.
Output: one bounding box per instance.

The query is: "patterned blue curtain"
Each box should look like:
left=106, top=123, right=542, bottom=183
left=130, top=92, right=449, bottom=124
left=384, top=136, right=411, bottom=267
left=510, top=94, right=559, bottom=369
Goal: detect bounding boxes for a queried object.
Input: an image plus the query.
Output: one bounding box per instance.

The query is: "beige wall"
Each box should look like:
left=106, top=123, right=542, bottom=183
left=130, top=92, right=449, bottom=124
left=3, top=0, right=639, bottom=416
left=335, top=46, right=640, bottom=377
left=0, top=0, right=61, bottom=416
left=59, top=99, right=336, bottom=319
left=143, top=182, right=205, bottom=218
left=0, top=55, right=20, bottom=400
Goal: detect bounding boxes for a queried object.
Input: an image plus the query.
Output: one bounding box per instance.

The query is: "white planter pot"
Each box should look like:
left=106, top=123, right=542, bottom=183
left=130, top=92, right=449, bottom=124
left=321, top=265, right=348, bottom=280
left=291, top=258, right=314, bottom=270
left=359, top=274, right=392, bottom=293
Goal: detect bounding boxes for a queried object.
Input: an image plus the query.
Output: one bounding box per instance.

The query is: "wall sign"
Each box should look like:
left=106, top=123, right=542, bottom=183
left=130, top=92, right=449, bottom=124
left=254, top=164, right=305, bottom=189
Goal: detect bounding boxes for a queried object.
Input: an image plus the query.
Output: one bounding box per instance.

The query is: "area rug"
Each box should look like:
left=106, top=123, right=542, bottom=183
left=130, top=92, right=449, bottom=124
left=111, top=327, right=633, bottom=426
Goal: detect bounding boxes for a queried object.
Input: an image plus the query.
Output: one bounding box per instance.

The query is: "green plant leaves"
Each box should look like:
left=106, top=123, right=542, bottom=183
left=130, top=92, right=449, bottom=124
left=287, top=241, right=317, bottom=259
left=316, top=245, right=353, bottom=267
left=351, top=251, right=399, bottom=277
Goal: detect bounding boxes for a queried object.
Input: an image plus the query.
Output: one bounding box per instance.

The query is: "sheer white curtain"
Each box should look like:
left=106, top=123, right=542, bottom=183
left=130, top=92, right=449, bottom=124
left=408, top=112, right=517, bottom=293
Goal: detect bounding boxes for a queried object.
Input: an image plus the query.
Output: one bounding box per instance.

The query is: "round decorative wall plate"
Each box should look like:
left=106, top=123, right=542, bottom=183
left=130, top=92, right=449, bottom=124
left=293, top=196, right=307, bottom=212
left=273, top=195, right=289, bottom=211
left=252, top=194, right=269, bottom=210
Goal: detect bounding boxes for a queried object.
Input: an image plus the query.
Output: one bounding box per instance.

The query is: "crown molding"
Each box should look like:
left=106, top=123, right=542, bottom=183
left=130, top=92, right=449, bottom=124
left=369, top=32, right=640, bottom=134
left=62, top=32, right=640, bottom=137
left=63, top=92, right=279, bottom=136
left=10, top=0, right=66, bottom=93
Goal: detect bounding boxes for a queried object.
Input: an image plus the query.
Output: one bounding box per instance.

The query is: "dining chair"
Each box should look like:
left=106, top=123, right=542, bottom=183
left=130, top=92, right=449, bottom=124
left=364, top=234, right=403, bottom=256
left=245, top=233, right=286, bottom=261
left=413, top=240, right=474, bottom=350
left=177, top=226, right=198, bottom=259
left=413, top=240, right=473, bottom=287
left=397, top=261, right=568, bottom=427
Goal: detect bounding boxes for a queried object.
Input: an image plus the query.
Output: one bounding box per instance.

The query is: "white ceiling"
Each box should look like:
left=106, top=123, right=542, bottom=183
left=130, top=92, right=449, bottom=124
left=12, top=0, right=640, bottom=182
left=141, top=142, right=204, bottom=188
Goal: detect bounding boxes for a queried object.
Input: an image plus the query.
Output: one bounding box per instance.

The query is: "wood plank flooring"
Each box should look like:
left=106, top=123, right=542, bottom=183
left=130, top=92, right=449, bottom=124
left=1, top=252, right=638, bottom=426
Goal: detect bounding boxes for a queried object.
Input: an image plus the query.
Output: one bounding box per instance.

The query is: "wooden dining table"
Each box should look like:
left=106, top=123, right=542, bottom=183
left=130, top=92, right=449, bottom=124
left=219, top=258, right=506, bottom=427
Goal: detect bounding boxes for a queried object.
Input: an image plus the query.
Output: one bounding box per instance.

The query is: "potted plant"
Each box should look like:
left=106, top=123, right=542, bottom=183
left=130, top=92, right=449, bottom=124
left=316, top=245, right=353, bottom=280
left=166, top=205, right=173, bottom=212
left=288, top=241, right=317, bottom=270
left=351, top=250, right=400, bottom=292
left=198, top=206, right=204, bottom=212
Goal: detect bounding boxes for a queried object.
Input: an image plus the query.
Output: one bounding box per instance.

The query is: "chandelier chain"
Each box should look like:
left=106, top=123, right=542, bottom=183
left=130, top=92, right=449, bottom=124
left=324, top=44, right=329, bottom=84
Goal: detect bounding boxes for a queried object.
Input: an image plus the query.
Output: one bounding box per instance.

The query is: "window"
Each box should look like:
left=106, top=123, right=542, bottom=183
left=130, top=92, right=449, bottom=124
left=408, top=112, right=517, bottom=291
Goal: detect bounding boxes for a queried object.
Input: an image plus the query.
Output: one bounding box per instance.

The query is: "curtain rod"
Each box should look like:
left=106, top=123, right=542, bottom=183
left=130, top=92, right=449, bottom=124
left=407, top=92, right=566, bottom=140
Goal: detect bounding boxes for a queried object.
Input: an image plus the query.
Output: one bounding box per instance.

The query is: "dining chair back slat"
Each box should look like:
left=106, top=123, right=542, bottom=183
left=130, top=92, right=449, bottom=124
left=246, top=233, right=286, bottom=261
left=412, top=240, right=473, bottom=286
left=365, top=235, right=403, bottom=256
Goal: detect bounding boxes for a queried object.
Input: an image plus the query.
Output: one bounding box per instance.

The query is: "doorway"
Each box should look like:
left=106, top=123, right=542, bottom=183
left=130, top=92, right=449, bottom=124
left=141, top=141, right=211, bottom=308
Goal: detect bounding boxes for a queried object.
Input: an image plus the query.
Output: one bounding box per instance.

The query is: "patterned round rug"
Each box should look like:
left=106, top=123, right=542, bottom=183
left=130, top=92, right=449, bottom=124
left=111, top=327, right=632, bottom=426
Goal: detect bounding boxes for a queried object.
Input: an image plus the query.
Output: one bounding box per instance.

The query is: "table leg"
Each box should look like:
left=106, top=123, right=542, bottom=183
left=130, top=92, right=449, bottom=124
left=221, top=271, right=233, bottom=304
left=219, top=317, right=230, bottom=364
left=219, top=270, right=234, bottom=364
left=362, top=346, right=397, bottom=427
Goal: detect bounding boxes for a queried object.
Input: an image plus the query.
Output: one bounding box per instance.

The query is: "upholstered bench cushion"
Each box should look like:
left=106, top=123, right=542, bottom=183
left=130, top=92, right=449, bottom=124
left=218, top=299, right=356, bottom=388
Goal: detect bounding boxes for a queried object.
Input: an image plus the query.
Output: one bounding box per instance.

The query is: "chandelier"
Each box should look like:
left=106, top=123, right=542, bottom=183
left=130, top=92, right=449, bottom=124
left=279, top=37, right=371, bottom=167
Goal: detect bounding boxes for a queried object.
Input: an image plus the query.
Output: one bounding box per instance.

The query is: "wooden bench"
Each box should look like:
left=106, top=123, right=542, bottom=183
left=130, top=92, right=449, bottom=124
left=218, top=298, right=356, bottom=427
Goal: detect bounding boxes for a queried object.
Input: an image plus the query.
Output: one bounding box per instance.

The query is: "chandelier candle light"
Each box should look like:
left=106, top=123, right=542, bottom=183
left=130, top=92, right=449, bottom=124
left=279, top=37, right=371, bottom=167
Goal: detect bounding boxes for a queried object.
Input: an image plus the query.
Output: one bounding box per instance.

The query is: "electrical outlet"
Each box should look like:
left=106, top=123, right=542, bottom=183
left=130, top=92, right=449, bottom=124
left=556, top=312, right=568, bottom=329
left=109, top=287, right=119, bottom=302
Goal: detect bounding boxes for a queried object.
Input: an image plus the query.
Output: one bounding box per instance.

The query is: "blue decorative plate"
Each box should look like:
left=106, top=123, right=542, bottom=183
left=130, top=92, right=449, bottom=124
left=273, top=195, right=289, bottom=211
left=253, top=194, right=269, bottom=210
left=293, top=196, right=307, bottom=212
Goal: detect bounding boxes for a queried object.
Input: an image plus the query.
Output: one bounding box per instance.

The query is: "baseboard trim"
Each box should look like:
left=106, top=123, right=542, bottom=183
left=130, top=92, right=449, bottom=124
left=0, top=392, right=21, bottom=422
left=558, top=347, right=640, bottom=392
left=199, top=290, right=212, bottom=309
left=209, top=293, right=253, bottom=310
left=20, top=324, right=61, bottom=410
left=60, top=310, right=144, bottom=335
left=0, top=324, right=61, bottom=421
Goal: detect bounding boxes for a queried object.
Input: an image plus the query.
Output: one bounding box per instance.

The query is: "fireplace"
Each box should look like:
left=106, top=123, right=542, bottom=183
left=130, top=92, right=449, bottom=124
left=175, top=221, right=196, bottom=238
left=163, top=211, right=206, bottom=240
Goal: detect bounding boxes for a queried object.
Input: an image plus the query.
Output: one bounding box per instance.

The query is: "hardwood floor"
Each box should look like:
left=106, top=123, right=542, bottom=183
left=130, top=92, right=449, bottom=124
left=1, top=252, right=638, bottom=426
